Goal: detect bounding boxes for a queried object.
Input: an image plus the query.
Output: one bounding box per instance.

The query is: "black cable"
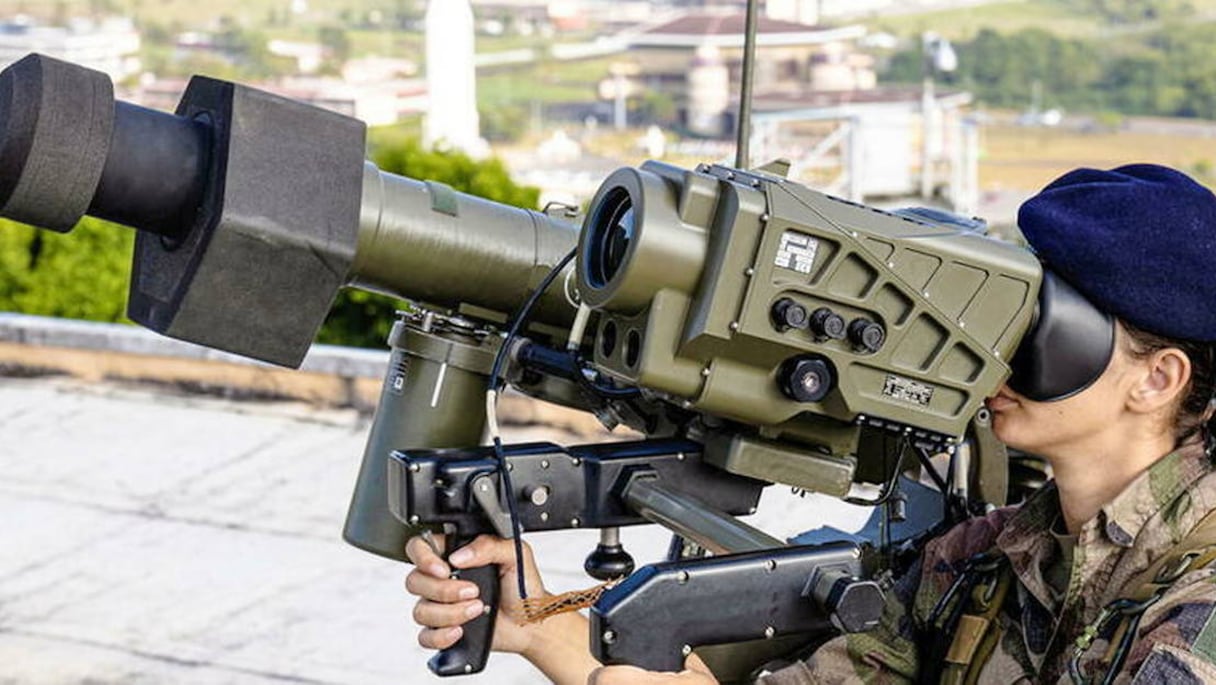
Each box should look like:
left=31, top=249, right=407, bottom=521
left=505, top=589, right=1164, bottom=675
left=843, top=437, right=908, bottom=507
left=487, top=248, right=577, bottom=600
left=572, top=358, right=642, bottom=399
left=912, top=444, right=966, bottom=523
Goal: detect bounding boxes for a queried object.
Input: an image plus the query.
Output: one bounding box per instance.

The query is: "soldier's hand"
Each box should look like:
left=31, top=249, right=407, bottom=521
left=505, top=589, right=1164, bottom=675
left=404, top=533, right=559, bottom=657
left=589, top=655, right=718, bottom=685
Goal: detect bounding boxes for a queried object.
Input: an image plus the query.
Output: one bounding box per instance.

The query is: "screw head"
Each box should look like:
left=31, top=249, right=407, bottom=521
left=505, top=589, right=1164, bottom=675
left=570, top=517, right=581, bottom=527
left=408, top=515, right=420, bottom=525
left=682, top=644, right=692, bottom=656
left=603, top=630, right=617, bottom=644
left=540, top=459, right=550, bottom=469
left=764, top=626, right=775, bottom=639
left=408, top=463, right=420, bottom=473
left=678, top=570, right=690, bottom=584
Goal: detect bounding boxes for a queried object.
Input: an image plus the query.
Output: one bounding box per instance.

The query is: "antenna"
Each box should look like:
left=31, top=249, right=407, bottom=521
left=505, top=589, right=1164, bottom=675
left=735, top=0, right=759, bottom=169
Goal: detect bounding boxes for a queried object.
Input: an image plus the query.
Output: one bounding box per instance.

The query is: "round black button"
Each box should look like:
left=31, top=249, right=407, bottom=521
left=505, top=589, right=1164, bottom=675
left=810, top=307, right=847, bottom=340
left=848, top=318, right=885, bottom=353
left=771, top=298, right=809, bottom=331
left=778, top=355, right=835, bottom=403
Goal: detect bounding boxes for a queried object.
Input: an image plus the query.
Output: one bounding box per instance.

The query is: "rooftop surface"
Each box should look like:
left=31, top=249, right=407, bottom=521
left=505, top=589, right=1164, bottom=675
left=0, top=375, right=865, bottom=684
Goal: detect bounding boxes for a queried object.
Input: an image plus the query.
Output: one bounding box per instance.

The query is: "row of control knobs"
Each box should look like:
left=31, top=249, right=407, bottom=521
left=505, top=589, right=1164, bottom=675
left=770, top=297, right=885, bottom=353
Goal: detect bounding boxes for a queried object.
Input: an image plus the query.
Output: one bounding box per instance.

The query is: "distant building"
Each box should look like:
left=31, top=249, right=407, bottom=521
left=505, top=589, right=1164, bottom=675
left=619, top=12, right=874, bottom=134
left=749, top=87, right=979, bottom=213
left=267, top=40, right=325, bottom=74
left=0, top=17, right=140, bottom=81
left=133, top=76, right=426, bottom=127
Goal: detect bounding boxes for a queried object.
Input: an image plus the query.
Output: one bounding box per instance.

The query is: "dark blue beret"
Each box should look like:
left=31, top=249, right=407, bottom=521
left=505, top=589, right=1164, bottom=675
left=1018, top=164, right=1216, bottom=342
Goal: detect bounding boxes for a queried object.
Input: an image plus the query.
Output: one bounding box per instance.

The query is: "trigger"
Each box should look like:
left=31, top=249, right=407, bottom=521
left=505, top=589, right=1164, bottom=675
left=470, top=474, right=515, bottom=539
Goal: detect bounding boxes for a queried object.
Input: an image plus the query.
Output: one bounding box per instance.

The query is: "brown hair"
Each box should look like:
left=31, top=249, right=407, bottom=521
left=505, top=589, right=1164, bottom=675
left=1121, top=320, right=1216, bottom=449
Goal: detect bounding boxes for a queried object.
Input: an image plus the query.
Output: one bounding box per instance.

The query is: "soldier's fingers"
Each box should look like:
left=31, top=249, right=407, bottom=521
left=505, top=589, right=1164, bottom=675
left=404, top=569, right=480, bottom=602
left=418, top=626, right=463, bottom=650
left=405, top=535, right=450, bottom=578
left=685, top=654, right=713, bottom=677
left=447, top=534, right=530, bottom=571
left=412, top=598, right=487, bottom=629
left=588, top=664, right=718, bottom=685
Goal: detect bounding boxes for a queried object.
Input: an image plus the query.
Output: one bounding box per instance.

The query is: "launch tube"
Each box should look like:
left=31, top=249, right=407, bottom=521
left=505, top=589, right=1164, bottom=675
left=352, top=163, right=578, bottom=328
left=0, top=54, right=577, bottom=366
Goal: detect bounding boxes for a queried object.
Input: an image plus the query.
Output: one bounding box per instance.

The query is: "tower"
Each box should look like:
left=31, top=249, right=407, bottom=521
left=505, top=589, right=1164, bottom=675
left=424, top=0, right=486, bottom=156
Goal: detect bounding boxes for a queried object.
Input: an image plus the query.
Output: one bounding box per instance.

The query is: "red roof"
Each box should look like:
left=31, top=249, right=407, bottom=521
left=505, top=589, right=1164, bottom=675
left=641, top=12, right=819, bottom=37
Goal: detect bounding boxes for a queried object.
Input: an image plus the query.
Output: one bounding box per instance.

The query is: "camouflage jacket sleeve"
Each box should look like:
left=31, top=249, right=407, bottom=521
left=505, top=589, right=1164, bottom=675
left=1116, top=568, right=1216, bottom=683
left=755, top=556, right=923, bottom=685
left=755, top=509, right=1018, bottom=685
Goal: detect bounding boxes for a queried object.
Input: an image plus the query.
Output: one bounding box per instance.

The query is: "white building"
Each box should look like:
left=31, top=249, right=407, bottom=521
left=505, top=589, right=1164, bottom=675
left=0, top=17, right=140, bottom=82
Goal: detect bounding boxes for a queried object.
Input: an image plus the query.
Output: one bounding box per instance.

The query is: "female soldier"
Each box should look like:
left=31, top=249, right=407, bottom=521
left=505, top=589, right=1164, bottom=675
left=404, top=164, right=1216, bottom=683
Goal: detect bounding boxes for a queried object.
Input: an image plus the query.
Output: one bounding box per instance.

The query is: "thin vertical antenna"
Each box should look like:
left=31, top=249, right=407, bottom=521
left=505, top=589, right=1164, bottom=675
left=735, top=0, right=759, bottom=170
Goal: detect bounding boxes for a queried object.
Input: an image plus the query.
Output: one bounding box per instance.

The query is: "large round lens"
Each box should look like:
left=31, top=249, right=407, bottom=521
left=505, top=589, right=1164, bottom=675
left=587, top=188, right=634, bottom=288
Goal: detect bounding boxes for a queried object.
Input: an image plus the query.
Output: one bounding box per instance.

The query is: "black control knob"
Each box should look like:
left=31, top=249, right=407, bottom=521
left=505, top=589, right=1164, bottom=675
left=778, top=355, right=835, bottom=403
left=806, top=568, right=884, bottom=634
left=847, top=318, right=885, bottom=353
left=771, top=298, right=809, bottom=332
left=809, top=307, right=847, bottom=340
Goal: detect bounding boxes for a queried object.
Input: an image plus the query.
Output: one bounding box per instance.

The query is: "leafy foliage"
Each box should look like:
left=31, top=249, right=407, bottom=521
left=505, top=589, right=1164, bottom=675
left=0, top=217, right=133, bottom=322
left=882, top=23, right=1216, bottom=119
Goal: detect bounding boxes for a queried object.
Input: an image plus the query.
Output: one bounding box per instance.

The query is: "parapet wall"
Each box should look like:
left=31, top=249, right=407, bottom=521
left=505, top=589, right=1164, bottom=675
left=0, top=313, right=607, bottom=436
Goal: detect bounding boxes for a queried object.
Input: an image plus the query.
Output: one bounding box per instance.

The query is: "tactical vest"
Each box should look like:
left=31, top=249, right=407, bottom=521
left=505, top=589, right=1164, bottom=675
left=926, top=508, right=1216, bottom=684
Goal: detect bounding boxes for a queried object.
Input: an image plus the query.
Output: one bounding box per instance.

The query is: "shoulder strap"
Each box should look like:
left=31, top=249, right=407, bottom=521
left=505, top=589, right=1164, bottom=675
left=1123, top=506, right=1216, bottom=602
left=1077, top=507, right=1216, bottom=684
left=934, top=553, right=1014, bottom=685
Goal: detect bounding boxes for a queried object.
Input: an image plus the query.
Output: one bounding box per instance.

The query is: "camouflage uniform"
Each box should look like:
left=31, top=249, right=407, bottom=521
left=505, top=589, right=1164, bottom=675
left=759, top=444, right=1216, bottom=683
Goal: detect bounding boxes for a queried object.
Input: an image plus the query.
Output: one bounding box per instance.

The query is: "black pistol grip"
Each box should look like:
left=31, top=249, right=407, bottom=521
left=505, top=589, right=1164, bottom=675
left=428, top=563, right=500, bottom=677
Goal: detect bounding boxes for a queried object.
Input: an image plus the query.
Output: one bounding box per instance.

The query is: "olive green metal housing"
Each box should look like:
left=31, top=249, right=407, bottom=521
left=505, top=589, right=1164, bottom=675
left=579, top=161, right=1042, bottom=456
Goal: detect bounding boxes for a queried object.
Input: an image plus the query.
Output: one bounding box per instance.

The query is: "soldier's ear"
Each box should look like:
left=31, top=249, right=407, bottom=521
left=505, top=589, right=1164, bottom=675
left=1127, top=347, right=1191, bottom=417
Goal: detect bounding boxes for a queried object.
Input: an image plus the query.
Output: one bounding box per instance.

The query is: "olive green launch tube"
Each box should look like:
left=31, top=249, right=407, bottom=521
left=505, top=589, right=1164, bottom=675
left=343, top=317, right=497, bottom=562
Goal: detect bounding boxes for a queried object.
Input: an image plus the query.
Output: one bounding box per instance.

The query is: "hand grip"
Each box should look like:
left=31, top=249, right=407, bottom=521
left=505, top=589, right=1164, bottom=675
left=428, top=562, right=500, bottom=676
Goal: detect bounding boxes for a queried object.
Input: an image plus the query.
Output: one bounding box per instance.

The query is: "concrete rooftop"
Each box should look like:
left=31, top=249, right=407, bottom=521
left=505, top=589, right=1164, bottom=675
left=0, top=375, right=866, bottom=684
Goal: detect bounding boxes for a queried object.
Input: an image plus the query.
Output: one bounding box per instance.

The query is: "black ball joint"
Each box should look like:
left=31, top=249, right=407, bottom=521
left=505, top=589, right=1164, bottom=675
left=779, top=355, right=836, bottom=403
left=585, top=543, right=635, bottom=581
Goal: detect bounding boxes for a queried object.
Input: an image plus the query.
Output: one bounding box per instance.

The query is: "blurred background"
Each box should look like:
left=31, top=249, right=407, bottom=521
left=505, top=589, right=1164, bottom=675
left=0, top=0, right=1211, bottom=682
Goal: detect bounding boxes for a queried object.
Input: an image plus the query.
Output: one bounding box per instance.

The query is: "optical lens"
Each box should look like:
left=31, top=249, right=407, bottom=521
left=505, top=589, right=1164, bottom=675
left=588, top=188, right=634, bottom=288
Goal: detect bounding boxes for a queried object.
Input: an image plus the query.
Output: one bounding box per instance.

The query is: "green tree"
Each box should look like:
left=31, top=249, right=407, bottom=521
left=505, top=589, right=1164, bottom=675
left=315, top=139, right=540, bottom=348
left=319, top=25, right=352, bottom=66
left=0, top=217, right=133, bottom=322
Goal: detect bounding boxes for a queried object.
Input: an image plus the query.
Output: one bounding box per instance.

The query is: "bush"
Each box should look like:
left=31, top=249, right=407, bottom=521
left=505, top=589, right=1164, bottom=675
left=0, top=217, right=133, bottom=322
